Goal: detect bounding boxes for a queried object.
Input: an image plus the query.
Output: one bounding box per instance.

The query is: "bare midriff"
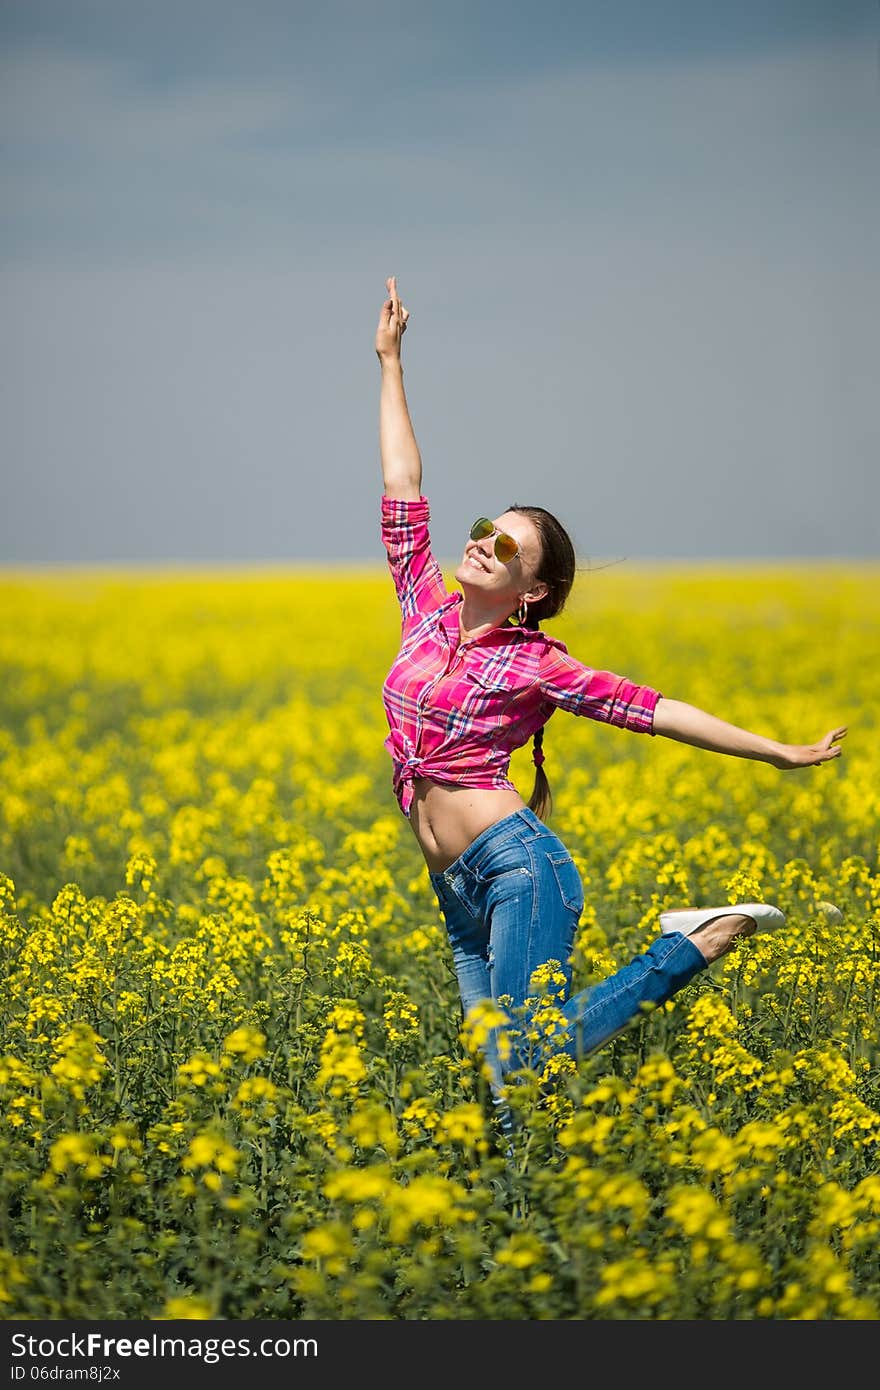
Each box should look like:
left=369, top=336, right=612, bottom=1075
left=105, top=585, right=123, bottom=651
left=407, top=776, right=528, bottom=874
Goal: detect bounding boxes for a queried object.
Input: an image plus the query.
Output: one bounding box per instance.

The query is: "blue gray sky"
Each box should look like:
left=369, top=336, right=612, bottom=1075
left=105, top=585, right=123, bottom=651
left=2, top=1, right=878, bottom=565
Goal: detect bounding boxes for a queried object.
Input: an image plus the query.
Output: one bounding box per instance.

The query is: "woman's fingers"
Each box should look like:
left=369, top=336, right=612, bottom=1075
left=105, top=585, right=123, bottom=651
left=776, top=728, right=848, bottom=769
left=815, top=728, right=847, bottom=765
left=380, top=276, right=409, bottom=337
left=388, top=276, right=410, bottom=326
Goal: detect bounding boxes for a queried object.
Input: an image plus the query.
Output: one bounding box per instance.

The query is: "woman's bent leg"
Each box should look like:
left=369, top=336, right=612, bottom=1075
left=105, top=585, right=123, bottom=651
left=556, top=932, right=706, bottom=1063
left=484, top=836, right=708, bottom=1073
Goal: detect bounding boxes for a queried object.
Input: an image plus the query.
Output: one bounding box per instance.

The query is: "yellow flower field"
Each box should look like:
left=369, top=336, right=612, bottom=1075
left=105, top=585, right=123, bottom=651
left=1, top=562, right=878, bottom=1320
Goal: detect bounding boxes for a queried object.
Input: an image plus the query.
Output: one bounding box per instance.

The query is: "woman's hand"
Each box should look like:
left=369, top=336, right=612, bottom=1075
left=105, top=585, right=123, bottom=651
left=766, top=726, right=848, bottom=770
left=375, top=275, right=410, bottom=363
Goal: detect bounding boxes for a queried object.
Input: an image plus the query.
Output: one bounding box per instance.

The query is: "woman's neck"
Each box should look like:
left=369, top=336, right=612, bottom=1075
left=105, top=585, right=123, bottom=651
left=458, top=595, right=513, bottom=642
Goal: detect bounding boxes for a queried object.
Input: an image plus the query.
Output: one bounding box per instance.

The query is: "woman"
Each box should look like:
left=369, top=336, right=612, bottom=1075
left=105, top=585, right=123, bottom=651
left=375, top=276, right=847, bottom=1132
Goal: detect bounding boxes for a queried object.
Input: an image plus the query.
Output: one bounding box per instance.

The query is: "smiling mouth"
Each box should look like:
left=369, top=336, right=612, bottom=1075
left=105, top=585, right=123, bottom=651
left=466, top=553, right=489, bottom=572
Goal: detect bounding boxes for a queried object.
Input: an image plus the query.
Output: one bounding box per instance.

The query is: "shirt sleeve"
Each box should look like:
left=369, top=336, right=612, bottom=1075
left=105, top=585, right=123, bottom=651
left=538, top=641, right=662, bottom=735
left=381, top=494, right=450, bottom=622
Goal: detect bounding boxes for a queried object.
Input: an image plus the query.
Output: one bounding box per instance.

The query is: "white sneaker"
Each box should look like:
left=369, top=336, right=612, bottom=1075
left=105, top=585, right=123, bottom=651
left=660, top=902, right=785, bottom=937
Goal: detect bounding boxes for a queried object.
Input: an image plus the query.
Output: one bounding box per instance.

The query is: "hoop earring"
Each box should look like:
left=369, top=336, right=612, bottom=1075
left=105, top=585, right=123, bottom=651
left=515, top=599, right=529, bottom=627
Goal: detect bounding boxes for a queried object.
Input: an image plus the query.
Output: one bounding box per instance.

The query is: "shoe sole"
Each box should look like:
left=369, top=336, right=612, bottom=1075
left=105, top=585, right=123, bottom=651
left=660, top=902, right=785, bottom=937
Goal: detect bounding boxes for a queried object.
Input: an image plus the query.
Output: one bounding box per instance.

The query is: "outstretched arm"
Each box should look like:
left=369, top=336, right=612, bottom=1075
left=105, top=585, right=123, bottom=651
left=376, top=275, right=421, bottom=501
left=652, top=697, right=847, bottom=770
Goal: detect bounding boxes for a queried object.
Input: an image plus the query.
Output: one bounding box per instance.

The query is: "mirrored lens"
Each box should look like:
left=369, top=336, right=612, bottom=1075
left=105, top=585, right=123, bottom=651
left=469, top=517, right=494, bottom=541
left=494, top=532, right=519, bottom=564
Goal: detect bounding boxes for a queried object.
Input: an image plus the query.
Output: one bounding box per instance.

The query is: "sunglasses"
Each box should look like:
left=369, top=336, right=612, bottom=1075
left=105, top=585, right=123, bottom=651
left=469, top=517, right=521, bottom=565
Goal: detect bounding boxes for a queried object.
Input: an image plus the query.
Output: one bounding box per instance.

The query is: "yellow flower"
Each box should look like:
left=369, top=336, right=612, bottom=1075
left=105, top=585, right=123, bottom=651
left=125, top=850, right=157, bottom=892
left=460, top=999, right=512, bottom=1063
left=233, top=1076, right=279, bottom=1111
left=383, top=991, right=420, bottom=1046
left=384, top=1174, right=471, bottom=1244
left=324, top=1166, right=393, bottom=1205
left=221, top=1026, right=267, bottom=1063
left=50, top=1023, right=108, bottom=1098
left=325, top=1001, right=365, bottom=1036
left=665, top=1185, right=730, bottom=1240
left=0, top=874, right=16, bottom=911
left=435, top=1103, right=487, bottom=1149
left=595, top=1255, right=671, bottom=1308
left=401, top=1097, right=441, bottom=1135
left=0, top=1249, right=29, bottom=1306
left=497, top=1234, right=547, bottom=1270
left=48, top=1133, right=110, bottom=1180
left=178, top=1052, right=224, bottom=1087
left=528, top=959, right=568, bottom=998
left=345, top=1101, right=399, bottom=1156
left=181, top=1132, right=240, bottom=1175
left=158, top=1297, right=215, bottom=1320
left=316, top=1036, right=367, bottom=1093
left=301, top=1222, right=354, bottom=1262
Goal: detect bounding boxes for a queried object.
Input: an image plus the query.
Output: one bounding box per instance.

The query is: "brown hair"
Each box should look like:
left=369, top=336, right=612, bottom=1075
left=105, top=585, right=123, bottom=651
left=507, top=504, right=577, bottom=821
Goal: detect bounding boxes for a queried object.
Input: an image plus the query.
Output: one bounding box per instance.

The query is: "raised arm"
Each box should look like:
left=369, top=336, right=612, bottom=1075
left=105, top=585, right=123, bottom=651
left=375, top=276, right=422, bottom=501
left=652, top=697, right=848, bottom=770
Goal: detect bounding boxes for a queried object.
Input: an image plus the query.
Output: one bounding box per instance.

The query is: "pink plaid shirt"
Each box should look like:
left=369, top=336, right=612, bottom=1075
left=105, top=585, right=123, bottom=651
left=381, top=495, right=662, bottom=816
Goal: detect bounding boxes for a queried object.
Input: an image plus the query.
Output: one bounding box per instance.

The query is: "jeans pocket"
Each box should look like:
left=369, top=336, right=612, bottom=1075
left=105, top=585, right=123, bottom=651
left=466, top=836, right=529, bottom=884
left=547, top=850, right=584, bottom=916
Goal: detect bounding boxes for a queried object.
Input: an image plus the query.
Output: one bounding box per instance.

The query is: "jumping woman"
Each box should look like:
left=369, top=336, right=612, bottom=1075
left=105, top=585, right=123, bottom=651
left=375, top=276, right=847, bottom=1134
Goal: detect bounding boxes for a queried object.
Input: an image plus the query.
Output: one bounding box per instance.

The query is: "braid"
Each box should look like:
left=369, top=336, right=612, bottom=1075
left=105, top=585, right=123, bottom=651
left=532, top=726, right=545, bottom=766
left=528, top=726, right=552, bottom=820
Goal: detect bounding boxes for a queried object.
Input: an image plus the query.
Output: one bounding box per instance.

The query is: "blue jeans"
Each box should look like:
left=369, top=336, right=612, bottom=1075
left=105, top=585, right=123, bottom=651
left=429, top=807, right=706, bottom=1133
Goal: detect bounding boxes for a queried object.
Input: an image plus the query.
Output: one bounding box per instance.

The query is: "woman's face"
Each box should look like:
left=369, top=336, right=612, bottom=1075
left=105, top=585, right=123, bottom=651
left=454, top=510, right=548, bottom=611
